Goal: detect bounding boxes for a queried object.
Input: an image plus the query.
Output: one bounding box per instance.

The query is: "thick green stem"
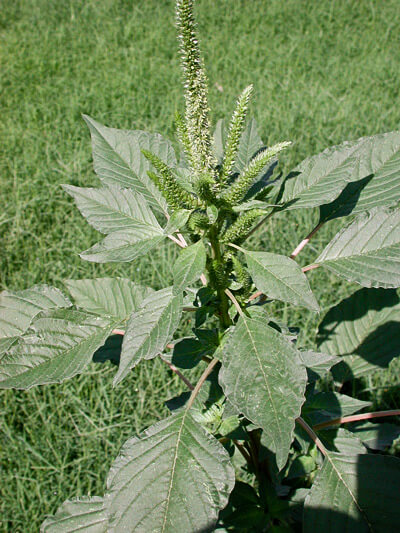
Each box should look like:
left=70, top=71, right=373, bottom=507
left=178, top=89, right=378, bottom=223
left=208, top=226, right=231, bottom=328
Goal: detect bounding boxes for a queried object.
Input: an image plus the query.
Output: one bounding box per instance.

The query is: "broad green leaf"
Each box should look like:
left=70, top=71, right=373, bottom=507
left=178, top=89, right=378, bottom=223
left=63, top=185, right=162, bottom=235
left=318, top=428, right=367, bottom=455
left=304, top=452, right=400, bottom=532
left=302, top=392, right=370, bottom=426
left=0, top=310, right=113, bottom=389
left=299, top=350, right=342, bottom=382
left=83, top=115, right=176, bottom=213
left=317, top=288, right=400, bottom=381
left=170, top=337, right=208, bottom=369
left=281, top=132, right=400, bottom=210
left=243, top=250, right=319, bottom=311
left=41, top=496, right=107, bottom=533
left=219, top=315, right=307, bottom=469
left=233, top=118, right=264, bottom=173
left=163, top=209, right=191, bottom=235
left=80, top=228, right=165, bottom=263
left=348, top=421, right=400, bottom=451
left=0, top=285, right=71, bottom=340
left=65, top=278, right=152, bottom=321
left=114, top=288, right=183, bottom=385
left=173, top=240, right=207, bottom=294
left=315, top=207, right=400, bottom=288
left=320, top=130, right=400, bottom=221
left=92, top=334, right=122, bottom=366
left=104, top=410, right=235, bottom=532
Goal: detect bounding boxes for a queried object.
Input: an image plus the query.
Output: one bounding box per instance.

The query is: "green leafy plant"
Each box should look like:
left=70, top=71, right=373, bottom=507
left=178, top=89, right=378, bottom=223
left=1, top=0, right=400, bottom=531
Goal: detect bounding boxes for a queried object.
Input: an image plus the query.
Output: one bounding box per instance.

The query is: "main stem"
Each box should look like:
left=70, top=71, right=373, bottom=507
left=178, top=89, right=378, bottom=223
left=209, top=226, right=231, bottom=328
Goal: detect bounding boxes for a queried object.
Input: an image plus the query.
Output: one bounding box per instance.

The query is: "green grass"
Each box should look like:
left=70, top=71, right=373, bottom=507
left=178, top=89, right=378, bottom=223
left=1, top=0, right=399, bottom=530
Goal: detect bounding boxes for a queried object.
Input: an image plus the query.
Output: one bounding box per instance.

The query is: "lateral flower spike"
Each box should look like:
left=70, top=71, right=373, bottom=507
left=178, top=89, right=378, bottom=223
left=220, top=85, right=254, bottom=186
left=222, top=141, right=292, bottom=205
left=142, top=150, right=197, bottom=210
left=176, top=0, right=216, bottom=176
left=221, top=208, right=265, bottom=245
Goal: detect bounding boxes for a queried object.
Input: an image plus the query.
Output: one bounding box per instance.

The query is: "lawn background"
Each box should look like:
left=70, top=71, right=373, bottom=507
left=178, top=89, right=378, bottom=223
left=1, top=0, right=399, bottom=530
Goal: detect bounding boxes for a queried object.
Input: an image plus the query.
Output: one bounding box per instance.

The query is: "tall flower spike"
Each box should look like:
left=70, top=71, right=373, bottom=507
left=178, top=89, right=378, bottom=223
left=176, top=0, right=215, bottom=176
left=175, top=111, right=193, bottom=166
left=219, top=85, right=253, bottom=186
left=222, top=141, right=292, bottom=206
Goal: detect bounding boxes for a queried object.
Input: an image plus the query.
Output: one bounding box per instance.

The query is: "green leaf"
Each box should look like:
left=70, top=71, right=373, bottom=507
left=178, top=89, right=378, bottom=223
left=219, top=315, right=307, bottom=469
left=299, top=350, right=342, bottom=382
left=170, top=337, right=208, bottom=369
left=173, top=240, right=207, bottom=294
left=233, top=118, right=264, bottom=173
left=348, top=421, right=400, bottom=451
left=320, top=130, right=400, bottom=221
left=163, top=209, right=191, bottom=235
left=0, top=285, right=71, bottom=340
left=243, top=249, right=319, bottom=311
left=318, top=428, right=367, bottom=455
left=104, top=410, right=234, bottom=532
left=304, top=452, right=400, bottom=532
left=80, top=228, right=165, bottom=263
left=114, top=288, right=183, bottom=385
left=315, top=207, right=400, bottom=288
left=83, top=115, right=176, bottom=213
left=281, top=132, right=400, bottom=211
left=317, top=288, right=400, bottom=381
left=41, top=496, right=107, bottom=532
left=302, top=392, right=370, bottom=426
left=63, top=185, right=162, bottom=235
left=65, top=278, right=152, bottom=321
left=92, top=334, right=122, bottom=366
left=0, top=310, right=113, bottom=389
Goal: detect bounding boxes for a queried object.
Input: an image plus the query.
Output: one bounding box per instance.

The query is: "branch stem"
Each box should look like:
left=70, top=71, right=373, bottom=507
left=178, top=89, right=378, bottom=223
left=290, top=222, right=323, bottom=259
left=224, top=288, right=244, bottom=317
left=296, top=417, right=327, bottom=456
left=187, top=357, right=219, bottom=409
left=161, top=357, right=194, bottom=390
left=313, top=409, right=400, bottom=430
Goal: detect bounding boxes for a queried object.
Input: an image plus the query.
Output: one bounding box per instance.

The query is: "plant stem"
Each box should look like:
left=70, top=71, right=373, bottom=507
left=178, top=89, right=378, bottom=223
left=313, top=409, right=400, bottom=430
left=187, top=357, right=219, bottom=409
left=225, top=288, right=244, bottom=317
left=243, top=210, right=275, bottom=240
left=296, top=417, right=327, bottom=456
left=209, top=226, right=231, bottom=328
left=161, top=357, right=194, bottom=390
left=290, top=222, right=323, bottom=258
left=302, top=264, right=320, bottom=273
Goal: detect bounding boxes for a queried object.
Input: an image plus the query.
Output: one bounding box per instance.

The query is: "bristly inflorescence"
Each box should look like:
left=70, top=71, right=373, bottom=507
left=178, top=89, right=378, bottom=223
left=219, top=85, right=254, bottom=186
left=176, top=0, right=216, bottom=177
left=221, top=141, right=292, bottom=206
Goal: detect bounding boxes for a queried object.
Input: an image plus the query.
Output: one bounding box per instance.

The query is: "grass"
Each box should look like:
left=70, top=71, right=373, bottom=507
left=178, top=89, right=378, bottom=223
left=1, top=0, right=399, bottom=530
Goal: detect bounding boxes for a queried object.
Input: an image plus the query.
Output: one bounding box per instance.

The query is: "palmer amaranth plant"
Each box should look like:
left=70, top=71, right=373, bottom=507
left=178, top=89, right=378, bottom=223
left=1, top=0, right=400, bottom=531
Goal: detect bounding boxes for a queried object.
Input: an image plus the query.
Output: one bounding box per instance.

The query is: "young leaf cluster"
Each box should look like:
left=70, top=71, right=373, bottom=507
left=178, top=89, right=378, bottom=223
left=1, top=0, right=400, bottom=531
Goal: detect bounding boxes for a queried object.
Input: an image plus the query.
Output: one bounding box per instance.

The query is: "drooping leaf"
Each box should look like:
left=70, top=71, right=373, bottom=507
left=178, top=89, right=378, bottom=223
left=317, top=288, right=400, bottom=381
left=219, top=315, right=307, bottom=469
left=348, top=421, right=400, bottom=451
left=170, top=337, right=208, bottom=369
left=315, top=207, right=400, bottom=288
left=243, top=249, right=319, bottom=311
left=281, top=131, right=400, bottom=211
left=84, top=115, right=176, bottom=213
left=63, top=185, right=163, bottom=235
left=41, top=496, right=107, bottom=533
left=304, top=452, right=400, bottom=532
left=0, top=310, right=113, bottom=389
left=319, top=130, right=400, bottom=221
left=114, top=288, right=183, bottom=385
left=302, top=392, right=370, bottom=426
left=0, top=285, right=71, bottom=344
left=173, top=240, right=207, bottom=294
left=80, top=228, right=165, bottom=263
left=104, top=410, right=234, bottom=532
left=299, top=350, right=342, bottom=382
left=65, top=278, right=153, bottom=321
left=233, top=118, right=264, bottom=173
